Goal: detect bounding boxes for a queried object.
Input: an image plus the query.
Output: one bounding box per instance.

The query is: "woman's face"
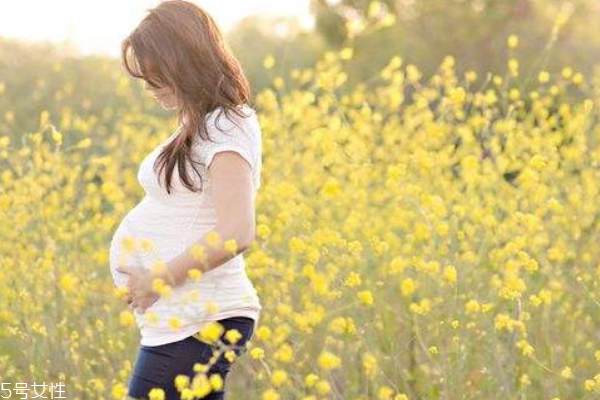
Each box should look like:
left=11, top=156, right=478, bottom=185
left=143, top=80, right=179, bottom=110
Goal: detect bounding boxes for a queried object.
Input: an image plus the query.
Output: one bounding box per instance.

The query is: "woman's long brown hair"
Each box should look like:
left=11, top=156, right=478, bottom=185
left=121, top=0, right=252, bottom=194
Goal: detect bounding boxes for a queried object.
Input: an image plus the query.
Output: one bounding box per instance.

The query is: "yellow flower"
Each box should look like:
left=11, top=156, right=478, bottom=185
left=340, top=47, right=354, bottom=60
left=508, top=58, right=519, bottom=76
left=400, top=278, right=417, bottom=297
left=152, top=278, right=172, bottom=297
left=250, top=347, right=265, bottom=360
left=443, top=265, right=457, bottom=285
left=378, top=386, right=395, bottom=399
left=111, top=383, right=127, bottom=399
left=343, top=271, right=362, bottom=287
left=465, top=299, right=481, bottom=314
left=224, top=238, right=238, bottom=254
left=274, top=343, right=294, bottom=363
left=368, top=1, right=383, bottom=18
left=175, top=374, right=190, bottom=392
left=318, top=350, right=341, bottom=371
left=315, top=380, right=331, bottom=394
left=304, top=373, right=319, bottom=387
left=168, top=317, right=182, bottom=331
left=150, top=260, right=168, bottom=275
left=507, top=34, right=519, bottom=49
left=465, top=70, right=477, bottom=82
left=561, top=366, right=573, bottom=379
left=273, top=77, right=285, bottom=90
left=263, top=55, right=276, bottom=70
left=261, top=389, right=281, bottom=400
left=148, top=388, right=165, bottom=400
left=190, top=244, right=207, bottom=264
left=257, top=224, right=271, bottom=239
left=363, top=352, right=378, bottom=377
left=224, top=327, right=242, bottom=345
left=187, top=268, right=203, bottom=281
left=357, top=290, right=374, bottom=306
left=255, top=326, right=271, bottom=341
left=562, top=67, right=573, bottom=79
left=77, top=138, right=92, bottom=149
left=209, top=373, right=224, bottom=392
left=119, top=310, right=135, bottom=326
left=538, top=71, right=550, bottom=83
left=121, top=236, right=137, bottom=252
left=59, top=273, right=78, bottom=292
left=144, top=311, right=159, bottom=326
left=205, top=230, right=221, bottom=248
left=198, top=321, right=225, bottom=344
left=271, top=369, right=288, bottom=386
left=140, top=238, right=155, bottom=252
left=0, top=136, right=10, bottom=148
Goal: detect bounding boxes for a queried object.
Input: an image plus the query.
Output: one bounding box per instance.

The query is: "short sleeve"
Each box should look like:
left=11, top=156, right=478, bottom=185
left=194, top=106, right=262, bottom=190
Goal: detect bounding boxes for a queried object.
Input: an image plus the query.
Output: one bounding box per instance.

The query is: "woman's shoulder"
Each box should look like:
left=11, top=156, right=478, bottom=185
left=201, top=104, right=260, bottom=144
left=206, top=104, right=257, bottom=128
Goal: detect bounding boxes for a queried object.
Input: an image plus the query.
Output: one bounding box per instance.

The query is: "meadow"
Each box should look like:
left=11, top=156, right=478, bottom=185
left=1, top=34, right=600, bottom=399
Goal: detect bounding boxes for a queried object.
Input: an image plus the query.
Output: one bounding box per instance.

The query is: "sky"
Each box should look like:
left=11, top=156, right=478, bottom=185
left=0, top=0, right=313, bottom=57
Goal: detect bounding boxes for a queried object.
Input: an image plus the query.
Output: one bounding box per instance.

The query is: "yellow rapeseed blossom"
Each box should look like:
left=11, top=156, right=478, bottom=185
left=271, top=369, right=289, bottom=386
left=317, top=350, right=342, bottom=372
left=175, top=374, right=190, bottom=392
left=400, top=278, right=417, bottom=297
left=304, top=373, right=319, bottom=387
left=274, top=342, right=294, bottom=363
left=224, top=238, right=238, bottom=254
left=119, top=310, right=135, bottom=326
left=168, top=317, right=182, bottom=331
left=357, top=290, right=374, bottom=306
left=197, top=321, right=225, bottom=345
left=315, top=380, right=331, bottom=394
left=187, top=268, right=203, bottom=281
left=59, top=273, right=78, bottom=292
left=538, top=71, right=550, bottom=83
left=205, top=230, right=221, bottom=248
left=344, top=271, right=362, bottom=287
left=257, top=224, right=271, bottom=239
left=111, top=383, right=127, bottom=399
left=148, top=388, right=165, bottom=400
left=443, top=265, right=457, bottom=284
left=263, top=55, right=276, bottom=70
left=190, top=243, right=207, bottom=264
left=250, top=347, right=265, bottom=360
left=340, top=47, right=354, bottom=60
left=561, top=366, right=573, bottom=379
left=262, top=389, right=281, bottom=400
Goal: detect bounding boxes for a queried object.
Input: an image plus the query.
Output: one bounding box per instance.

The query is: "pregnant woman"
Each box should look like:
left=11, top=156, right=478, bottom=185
left=108, top=1, right=263, bottom=399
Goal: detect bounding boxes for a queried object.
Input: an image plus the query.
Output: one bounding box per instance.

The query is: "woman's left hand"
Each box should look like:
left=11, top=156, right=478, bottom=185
left=115, top=265, right=160, bottom=313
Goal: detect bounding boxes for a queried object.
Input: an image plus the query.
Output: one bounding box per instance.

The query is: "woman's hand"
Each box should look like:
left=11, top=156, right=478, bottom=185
left=115, top=265, right=160, bottom=313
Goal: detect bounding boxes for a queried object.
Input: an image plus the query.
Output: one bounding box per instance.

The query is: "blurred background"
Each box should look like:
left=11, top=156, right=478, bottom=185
left=1, top=0, right=598, bottom=135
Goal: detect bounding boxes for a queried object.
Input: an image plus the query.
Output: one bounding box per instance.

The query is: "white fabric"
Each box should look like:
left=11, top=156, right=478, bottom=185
left=109, top=104, right=263, bottom=346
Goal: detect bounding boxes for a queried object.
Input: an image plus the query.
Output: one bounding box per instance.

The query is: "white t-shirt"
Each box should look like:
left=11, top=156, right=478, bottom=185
left=109, top=104, right=263, bottom=347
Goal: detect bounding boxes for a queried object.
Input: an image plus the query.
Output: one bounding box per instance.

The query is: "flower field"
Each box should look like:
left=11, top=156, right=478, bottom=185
left=1, top=37, right=600, bottom=399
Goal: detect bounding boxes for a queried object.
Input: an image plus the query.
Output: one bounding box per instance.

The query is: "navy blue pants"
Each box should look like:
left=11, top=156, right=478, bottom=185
left=127, top=316, right=255, bottom=400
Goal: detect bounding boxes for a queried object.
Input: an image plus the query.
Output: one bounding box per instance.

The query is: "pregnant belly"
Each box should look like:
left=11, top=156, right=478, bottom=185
left=109, top=208, right=240, bottom=289
left=109, top=217, right=139, bottom=288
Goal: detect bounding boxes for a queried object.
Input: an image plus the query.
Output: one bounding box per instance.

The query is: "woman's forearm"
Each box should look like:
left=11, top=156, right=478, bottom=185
left=158, top=226, right=254, bottom=288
